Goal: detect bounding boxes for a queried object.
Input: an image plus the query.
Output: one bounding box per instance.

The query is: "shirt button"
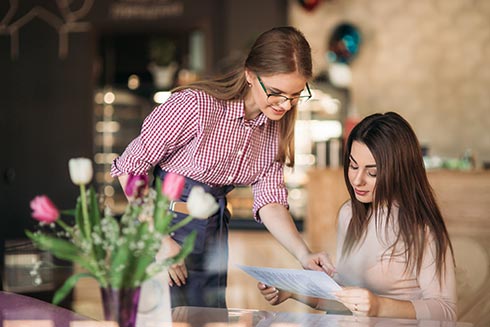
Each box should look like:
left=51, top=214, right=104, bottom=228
left=237, top=150, right=243, bottom=156
left=227, top=176, right=233, bottom=182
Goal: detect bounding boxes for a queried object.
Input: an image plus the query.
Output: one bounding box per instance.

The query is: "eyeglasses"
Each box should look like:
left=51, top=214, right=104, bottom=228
left=257, top=75, right=312, bottom=107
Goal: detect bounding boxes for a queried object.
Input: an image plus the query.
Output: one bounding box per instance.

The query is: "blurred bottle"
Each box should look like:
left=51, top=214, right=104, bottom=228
left=343, top=105, right=360, bottom=143
left=315, top=138, right=343, bottom=169
left=327, top=138, right=342, bottom=169
left=461, top=148, right=476, bottom=170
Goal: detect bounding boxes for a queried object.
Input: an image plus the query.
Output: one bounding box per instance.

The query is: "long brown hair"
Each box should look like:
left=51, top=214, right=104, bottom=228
left=342, top=112, right=454, bottom=282
left=172, top=26, right=313, bottom=167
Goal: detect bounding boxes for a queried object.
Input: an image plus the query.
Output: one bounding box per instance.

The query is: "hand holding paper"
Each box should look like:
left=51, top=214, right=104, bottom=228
left=238, top=264, right=341, bottom=300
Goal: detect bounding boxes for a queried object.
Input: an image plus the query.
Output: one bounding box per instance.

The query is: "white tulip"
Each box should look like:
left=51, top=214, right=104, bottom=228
left=68, top=158, right=93, bottom=185
left=186, top=186, right=219, bottom=219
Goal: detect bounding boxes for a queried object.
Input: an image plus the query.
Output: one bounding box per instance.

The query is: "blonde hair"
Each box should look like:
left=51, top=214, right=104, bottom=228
left=172, top=26, right=312, bottom=167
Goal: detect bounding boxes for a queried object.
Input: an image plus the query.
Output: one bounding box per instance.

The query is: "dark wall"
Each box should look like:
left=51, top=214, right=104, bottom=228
left=1, top=8, right=95, bottom=239
left=225, top=0, right=288, bottom=55
left=0, top=0, right=225, bottom=240
left=0, top=0, right=286, bottom=239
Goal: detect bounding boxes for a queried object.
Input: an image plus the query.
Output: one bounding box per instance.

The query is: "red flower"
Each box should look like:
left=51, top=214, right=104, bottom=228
left=162, top=173, right=185, bottom=201
left=125, top=174, right=149, bottom=199
left=30, top=195, right=60, bottom=223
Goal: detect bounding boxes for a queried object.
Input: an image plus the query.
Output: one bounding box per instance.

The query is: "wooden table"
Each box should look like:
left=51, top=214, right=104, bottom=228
left=0, top=292, right=473, bottom=326
left=172, top=306, right=473, bottom=327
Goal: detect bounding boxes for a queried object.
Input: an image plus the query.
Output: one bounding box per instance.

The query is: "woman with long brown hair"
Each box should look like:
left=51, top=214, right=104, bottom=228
left=112, top=26, right=334, bottom=308
left=259, top=112, right=456, bottom=321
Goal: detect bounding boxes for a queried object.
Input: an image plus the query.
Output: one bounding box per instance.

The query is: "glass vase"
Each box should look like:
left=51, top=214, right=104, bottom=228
left=136, top=270, right=172, bottom=325
left=100, top=286, right=141, bottom=327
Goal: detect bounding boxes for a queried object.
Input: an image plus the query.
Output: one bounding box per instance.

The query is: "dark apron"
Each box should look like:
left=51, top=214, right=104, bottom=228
left=154, top=166, right=234, bottom=308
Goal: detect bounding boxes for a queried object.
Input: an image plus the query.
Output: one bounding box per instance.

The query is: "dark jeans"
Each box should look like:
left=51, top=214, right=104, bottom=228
left=154, top=166, right=234, bottom=308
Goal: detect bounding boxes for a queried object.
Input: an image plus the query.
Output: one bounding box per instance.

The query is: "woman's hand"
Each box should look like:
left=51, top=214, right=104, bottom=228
left=335, top=287, right=380, bottom=317
left=157, top=236, right=188, bottom=287
left=335, top=287, right=416, bottom=319
left=259, top=204, right=337, bottom=274
left=299, top=251, right=336, bottom=277
left=257, top=282, right=291, bottom=305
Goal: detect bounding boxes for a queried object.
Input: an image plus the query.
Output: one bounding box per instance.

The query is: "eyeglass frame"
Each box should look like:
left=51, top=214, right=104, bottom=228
left=256, top=74, right=312, bottom=106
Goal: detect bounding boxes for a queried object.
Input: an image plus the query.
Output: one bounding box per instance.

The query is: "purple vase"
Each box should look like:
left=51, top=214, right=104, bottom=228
left=100, top=287, right=141, bottom=327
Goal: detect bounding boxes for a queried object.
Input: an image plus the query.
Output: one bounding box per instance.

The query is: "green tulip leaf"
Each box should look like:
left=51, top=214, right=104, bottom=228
left=153, top=178, right=172, bottom=233
left=53, top=272, right=95, bottom=305
left=26, top=231, right=89, bottom=266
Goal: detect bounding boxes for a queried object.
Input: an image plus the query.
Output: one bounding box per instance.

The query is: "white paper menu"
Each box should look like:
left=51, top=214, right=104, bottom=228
left=237, top=264, right=342, bottom=300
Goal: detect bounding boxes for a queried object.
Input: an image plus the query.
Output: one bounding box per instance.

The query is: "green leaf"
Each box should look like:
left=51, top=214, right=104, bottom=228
left=25, top=231, right=97, bottom=273
left=88, top=187, right=105, bottom=261
left=166, top=215, right=193, bottom=234
left=109, top=237, right=131, bottom=289
left=102, top=216, right=120, bottom=248
left=88, top=186, right=101, bottom=227
left=145, top=231, right=196, bottom=279
left=60, top=209, right=76, bottom=216
left=75, top=197, right=85, bottom=237
left=25, top=231, right=92, bottom=272
left=174, top=230, right=196, bottom=262
left=131, top=255, right=154, bottom=287
left=53, top=272, right=95, bottom=305
left=153, top=178, right=172, bottom=233
left=161, top=231, right=196, bottom=268
left=127, top=222, right=157, bottom=286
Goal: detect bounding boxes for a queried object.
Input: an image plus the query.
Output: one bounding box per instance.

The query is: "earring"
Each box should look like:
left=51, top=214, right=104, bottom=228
left=247, top=82, right=252, bottom=88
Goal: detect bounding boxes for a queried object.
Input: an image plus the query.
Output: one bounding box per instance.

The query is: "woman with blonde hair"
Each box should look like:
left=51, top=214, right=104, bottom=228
left=112, top=26, right=334, bottom=308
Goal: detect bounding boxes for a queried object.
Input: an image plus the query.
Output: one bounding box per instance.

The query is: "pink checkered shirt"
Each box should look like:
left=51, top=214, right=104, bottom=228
left=111, top=89, right=289, bottom=219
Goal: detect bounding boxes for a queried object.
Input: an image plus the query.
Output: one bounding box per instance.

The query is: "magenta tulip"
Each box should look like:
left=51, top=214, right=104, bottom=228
left=162, top=173, right=185, bottom=201
left=125, top=174, right=149, bottom=199
left=30, top=195, right=60, bottom=223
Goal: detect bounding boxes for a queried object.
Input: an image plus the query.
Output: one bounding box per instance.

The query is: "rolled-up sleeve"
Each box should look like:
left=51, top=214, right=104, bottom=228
left=111, top=90, right=198, bottom=177
left=251, top=160, right=289, bottom=221
left=111, top=136, right=154, bottom=176
left=411, top=240, right=457, bottom=321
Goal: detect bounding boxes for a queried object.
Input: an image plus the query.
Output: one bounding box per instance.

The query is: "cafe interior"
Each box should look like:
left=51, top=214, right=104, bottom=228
left=1, top=0, right=489, bottom=326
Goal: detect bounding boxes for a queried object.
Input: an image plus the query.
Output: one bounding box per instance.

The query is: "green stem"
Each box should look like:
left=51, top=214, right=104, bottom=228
left=166, top=215, right=194, bottom=234
left=56, top=219, right=73, bottom=236
left=80, top=184, right=92, bottom=242
left=79, top=184, right=107, bottom=284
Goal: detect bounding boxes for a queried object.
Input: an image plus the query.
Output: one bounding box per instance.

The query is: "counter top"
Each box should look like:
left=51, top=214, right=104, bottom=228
left=0, top=292, right=474, bottom=327
left=172, top=306, right=473, bottom=327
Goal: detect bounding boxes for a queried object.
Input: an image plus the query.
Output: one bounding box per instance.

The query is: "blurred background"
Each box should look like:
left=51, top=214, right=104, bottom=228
left=1, top=0, right=489, bottom=325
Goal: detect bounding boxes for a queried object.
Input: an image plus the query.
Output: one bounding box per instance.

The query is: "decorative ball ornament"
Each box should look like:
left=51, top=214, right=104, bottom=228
left=327, top=23, right=362, bottom=65
left=298, top=0, right=321, bottom=12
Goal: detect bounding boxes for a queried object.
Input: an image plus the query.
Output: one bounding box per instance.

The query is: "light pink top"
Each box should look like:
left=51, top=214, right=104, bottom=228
left=335, top=201, right=457, bottom=321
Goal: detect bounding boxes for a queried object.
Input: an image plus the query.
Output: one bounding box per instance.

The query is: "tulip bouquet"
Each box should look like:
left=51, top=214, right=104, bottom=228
left=26, top=157, right=219, bottom=306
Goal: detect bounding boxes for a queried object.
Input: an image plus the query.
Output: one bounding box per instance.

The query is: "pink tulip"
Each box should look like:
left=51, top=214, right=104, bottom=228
left=125, top=174, right=149, bottom=199
left=162, top=173, right=185, bottom=201
left=30, top=195, right=60, bottom=223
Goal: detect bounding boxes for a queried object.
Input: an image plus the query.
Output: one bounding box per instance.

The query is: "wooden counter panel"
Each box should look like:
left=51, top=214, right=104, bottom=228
left=305, top=169, right=349, bottom=257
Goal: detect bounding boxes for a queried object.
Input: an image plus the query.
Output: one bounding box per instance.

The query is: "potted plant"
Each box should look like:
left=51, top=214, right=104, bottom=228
left=148, top=36, right=179, bottom=89
left=26, top=158, right=219, bottom=327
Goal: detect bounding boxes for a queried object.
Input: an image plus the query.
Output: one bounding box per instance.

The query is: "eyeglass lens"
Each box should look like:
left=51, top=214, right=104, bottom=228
left=267, top=95, right=308, bottom=106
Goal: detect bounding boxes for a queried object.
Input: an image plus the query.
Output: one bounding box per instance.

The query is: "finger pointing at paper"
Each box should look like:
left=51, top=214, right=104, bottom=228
left=300, top=251, right=336, bottom=276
